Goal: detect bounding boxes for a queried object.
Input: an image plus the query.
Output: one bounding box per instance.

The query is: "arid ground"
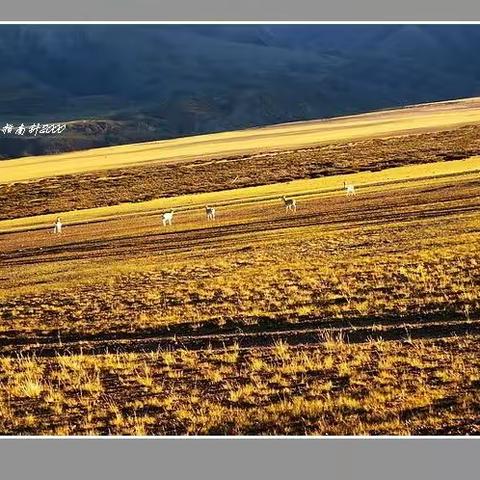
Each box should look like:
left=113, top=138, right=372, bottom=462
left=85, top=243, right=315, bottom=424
left=0, top=99, right=479, bottom=435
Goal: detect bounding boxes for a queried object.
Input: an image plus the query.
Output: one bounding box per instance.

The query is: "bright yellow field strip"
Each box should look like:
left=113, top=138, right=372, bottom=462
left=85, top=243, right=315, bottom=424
left=1, top=156, right=479, bottom=234
left=2, top=97, right=480, bottom=183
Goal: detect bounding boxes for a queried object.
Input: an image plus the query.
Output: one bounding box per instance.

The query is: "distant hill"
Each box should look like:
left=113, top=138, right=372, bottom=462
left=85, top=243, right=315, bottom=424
left=2, top=24, right=480, bottom=159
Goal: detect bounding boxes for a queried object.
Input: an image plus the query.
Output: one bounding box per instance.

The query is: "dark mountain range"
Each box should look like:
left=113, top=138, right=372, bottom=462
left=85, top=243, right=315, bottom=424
left=1, top=24, right=480, bottom=159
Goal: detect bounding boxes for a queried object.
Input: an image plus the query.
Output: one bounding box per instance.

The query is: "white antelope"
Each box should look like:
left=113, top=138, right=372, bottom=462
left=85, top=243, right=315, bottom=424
left=344, top=182, right=356, bottom=196
left=53, top=217, right=63, bottom=234
left=282, top=196, right=297, bottom=213
left=162, top=210, right=175, bottom=226
left=205, top=205, right=216, bottom=221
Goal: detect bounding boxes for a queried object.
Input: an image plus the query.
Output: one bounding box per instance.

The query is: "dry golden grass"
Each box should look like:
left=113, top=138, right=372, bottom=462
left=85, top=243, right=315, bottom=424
left=0, top=335, right=478, bottom=435
left=1, top=101, right=480, bottom=435
left=0, top=166, right=478, bottom=435
left=1, top=179, right=479, bottom=341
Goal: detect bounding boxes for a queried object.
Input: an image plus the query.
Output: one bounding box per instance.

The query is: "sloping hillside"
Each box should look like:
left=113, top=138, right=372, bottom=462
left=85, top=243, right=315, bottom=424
left=2, top=25, right=480, bottom=158
left=2, top=97, right=480, bottom=220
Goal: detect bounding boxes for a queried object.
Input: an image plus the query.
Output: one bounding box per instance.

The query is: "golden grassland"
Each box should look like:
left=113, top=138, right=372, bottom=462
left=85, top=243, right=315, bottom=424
left=2, top=123, right=480, bottom=221
left=1, top=198, right=479, bottom=342
left=1, top=101, right=480, bottom=435
left=0, top=335, right=478, bottom=435
left=0, top=191, right=480, bottom=435
left=1, top=169, right=479, bottom=342
left=0, top=164, right=479, bottom=437
left=2, top=96, right=480, bottom=183
left=1, top=155, right=479, bottom=233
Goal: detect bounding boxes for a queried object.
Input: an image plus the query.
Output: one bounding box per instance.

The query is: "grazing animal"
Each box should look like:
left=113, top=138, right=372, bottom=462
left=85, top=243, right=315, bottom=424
left=344, top=182, right=356, bottom=196
left=205, top=205, right=216, bottom=221
left=162, top=210, right=174, bottom=226
left=53, top=217, right=62, bottom=234
left=282, top=195, right=297, bottom=213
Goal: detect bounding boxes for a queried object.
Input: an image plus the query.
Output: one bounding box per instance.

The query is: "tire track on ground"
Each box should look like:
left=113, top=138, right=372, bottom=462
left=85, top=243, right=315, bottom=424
left=1, top=317, right=478, bottom=357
